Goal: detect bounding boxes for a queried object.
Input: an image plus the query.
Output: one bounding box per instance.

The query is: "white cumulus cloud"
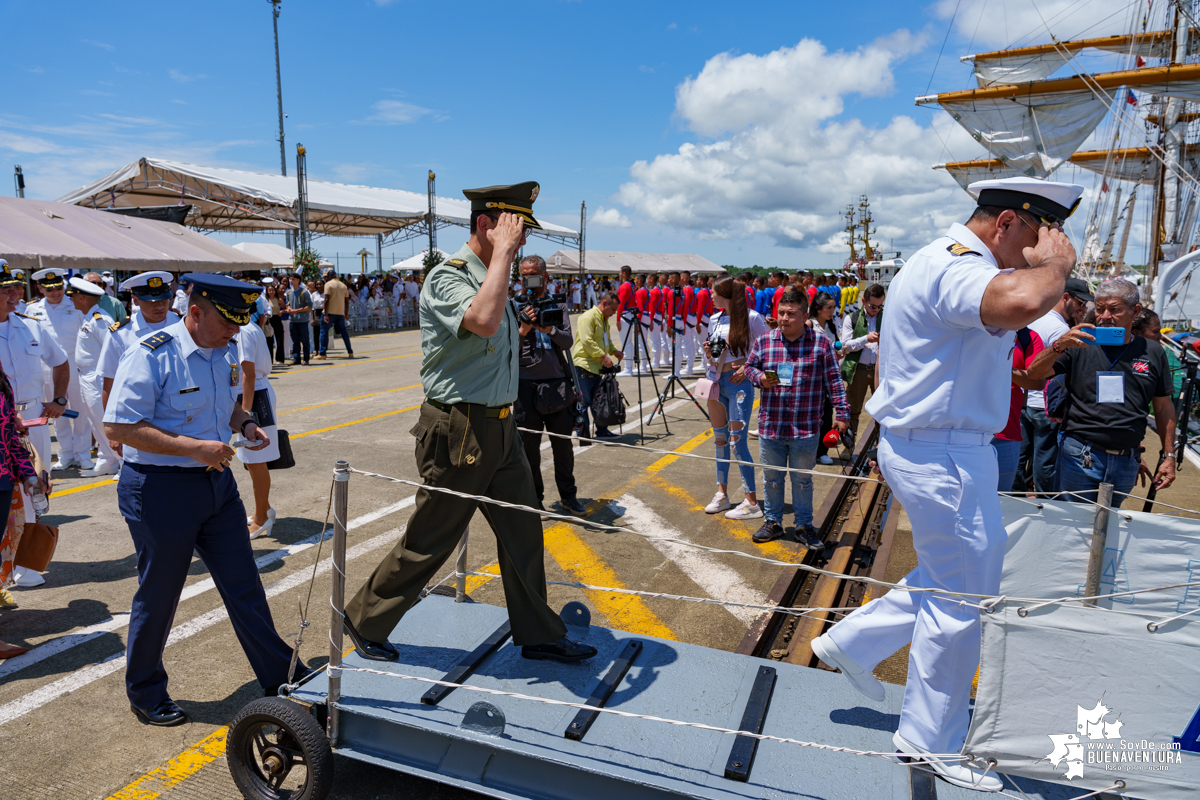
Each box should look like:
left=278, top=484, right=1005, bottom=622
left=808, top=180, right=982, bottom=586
left=591, top=206, right=631, bottom=228
left=617, top=33, right=983, bottom=254
left=366, top=99, right=433, bottom=124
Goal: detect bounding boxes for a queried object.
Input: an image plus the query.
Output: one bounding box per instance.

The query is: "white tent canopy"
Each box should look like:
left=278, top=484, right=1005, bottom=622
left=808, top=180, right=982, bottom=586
left=0, top=196, right=271, bottom=273
left=232, top=242, right=294, bottom=269
left=543, top=250, right=725, bottom=275
left=56, top=157, right=581, bottom=242
left=388, top=248, right=449, bottom=273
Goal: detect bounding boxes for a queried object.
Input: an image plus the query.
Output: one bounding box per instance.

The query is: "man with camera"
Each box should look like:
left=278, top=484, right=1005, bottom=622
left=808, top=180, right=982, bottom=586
left=516, top=255, right=586, bottom=515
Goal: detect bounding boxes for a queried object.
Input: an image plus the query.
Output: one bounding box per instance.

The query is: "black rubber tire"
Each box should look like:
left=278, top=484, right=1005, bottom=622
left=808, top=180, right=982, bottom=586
left=227, top=696, right=333, bottom=800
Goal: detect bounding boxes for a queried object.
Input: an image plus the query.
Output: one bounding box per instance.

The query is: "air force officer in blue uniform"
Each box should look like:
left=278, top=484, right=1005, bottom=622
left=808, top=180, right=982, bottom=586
left=104, top=274, right=298, bottom=726
left=811, top=178, right=1082, bottom=792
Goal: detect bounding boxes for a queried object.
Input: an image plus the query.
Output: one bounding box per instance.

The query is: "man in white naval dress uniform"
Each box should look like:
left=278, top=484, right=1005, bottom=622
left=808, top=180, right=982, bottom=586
left=27, top=268, right=90, bottom=470
left=69, top=277, right=121, bottom=476
left=811, top=177, right=1082, bottom=792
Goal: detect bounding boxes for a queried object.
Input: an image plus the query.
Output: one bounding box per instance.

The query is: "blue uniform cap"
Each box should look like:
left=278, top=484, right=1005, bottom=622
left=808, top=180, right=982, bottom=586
left=182, top=273, right=262, bottom=325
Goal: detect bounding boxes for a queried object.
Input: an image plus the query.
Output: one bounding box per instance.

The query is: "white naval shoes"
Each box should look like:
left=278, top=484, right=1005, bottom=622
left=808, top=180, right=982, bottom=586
left=704, top=491, right=732, bottom=514
left=616, top=369, right=634, bottom=378
left=11, top=567, right=45, bottom=588
left=811, top=632, right=885, bottom=702
left=892, top=733, right=1003, bottom=793
left=74, top=457, right=95, bottom=471
left=50, top=458, right=77, bottom=471
left=80, top=459, right=119, bottom=477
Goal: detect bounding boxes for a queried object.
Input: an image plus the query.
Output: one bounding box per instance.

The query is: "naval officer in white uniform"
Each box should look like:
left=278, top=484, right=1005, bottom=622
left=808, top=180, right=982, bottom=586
left=27, top=268, right=91, bottom=470
left=70, top=278, right=121, bottom=477
left=811, top=177, right=1082, bottom=792
left=97, top=272, right=178, bottom=411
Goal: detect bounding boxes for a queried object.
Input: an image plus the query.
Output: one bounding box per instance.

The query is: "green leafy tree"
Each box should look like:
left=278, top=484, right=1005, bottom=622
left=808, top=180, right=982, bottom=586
left=293, top=248, right=322, bottom=283
left=422, top=249, right=445, bottom=279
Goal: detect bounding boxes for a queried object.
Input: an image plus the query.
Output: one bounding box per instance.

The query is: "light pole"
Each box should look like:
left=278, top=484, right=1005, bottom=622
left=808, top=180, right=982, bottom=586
left=269, top=0, right=290, bottom=249
left=13, top=166, right=24, bottom=198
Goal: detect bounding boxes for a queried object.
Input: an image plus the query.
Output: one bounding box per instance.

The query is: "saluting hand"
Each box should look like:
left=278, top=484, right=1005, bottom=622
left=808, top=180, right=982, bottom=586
left=196, top=440, right=236, bottom=471
left=490, top=213, right=527, bottom=262
left=1023, top=224, right=1077, bottom=272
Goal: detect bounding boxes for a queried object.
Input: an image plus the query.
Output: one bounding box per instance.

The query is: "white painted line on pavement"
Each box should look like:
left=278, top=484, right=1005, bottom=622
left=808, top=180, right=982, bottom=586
left=0, top=527, right=405, bottom=725
left=614, top=493, right=768, bottom=625
left=0, top=497, right=418, bottom=682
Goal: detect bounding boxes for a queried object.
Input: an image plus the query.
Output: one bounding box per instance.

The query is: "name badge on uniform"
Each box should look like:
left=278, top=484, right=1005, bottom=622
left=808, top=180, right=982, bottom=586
left=1097, top=371, right=1124, bottom=403
left=230, top=364, right=239, bottom=387
left=776, top=362, right=795, bottom=387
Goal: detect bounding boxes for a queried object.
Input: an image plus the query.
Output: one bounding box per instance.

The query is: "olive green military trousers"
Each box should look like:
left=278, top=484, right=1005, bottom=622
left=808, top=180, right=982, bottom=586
left=346, top=401, right=568, bottom=645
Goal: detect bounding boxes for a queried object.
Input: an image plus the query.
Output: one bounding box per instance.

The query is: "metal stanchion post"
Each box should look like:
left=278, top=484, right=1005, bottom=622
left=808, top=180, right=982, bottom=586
left=455, top=533, right=469, bottom=602
left=327, top=460, right=350, bottom=743
left=1083, top=482, right=1113, bottom=606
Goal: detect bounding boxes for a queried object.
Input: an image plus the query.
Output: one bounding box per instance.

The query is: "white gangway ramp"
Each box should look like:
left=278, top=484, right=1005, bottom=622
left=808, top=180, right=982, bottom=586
left=965, top=497, right=1200, bottom=799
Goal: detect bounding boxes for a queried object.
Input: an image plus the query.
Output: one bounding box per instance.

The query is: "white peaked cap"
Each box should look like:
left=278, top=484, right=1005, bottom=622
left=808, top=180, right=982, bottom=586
left=966, top=176, right=1085, bottom=222
left=68, top=277, right=105, bottom=296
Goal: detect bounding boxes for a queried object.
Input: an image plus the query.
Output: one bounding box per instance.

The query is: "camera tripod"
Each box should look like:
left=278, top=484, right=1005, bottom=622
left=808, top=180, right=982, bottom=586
left=619, top=312, right=667, bottom=441
left=647, top=317, right=710, bottom=427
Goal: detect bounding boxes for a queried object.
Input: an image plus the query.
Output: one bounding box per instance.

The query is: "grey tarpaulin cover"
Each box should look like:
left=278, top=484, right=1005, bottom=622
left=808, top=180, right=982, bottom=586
left=963, top=498, right=1200, bottom=798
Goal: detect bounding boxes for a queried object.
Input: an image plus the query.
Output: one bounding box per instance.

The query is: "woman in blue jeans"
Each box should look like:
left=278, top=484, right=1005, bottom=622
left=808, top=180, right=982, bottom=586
left=702, top=276, right=770, bottom=520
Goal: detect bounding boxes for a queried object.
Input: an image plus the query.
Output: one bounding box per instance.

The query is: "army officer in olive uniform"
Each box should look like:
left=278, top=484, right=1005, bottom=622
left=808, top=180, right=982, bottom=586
left=344, top=183, right=596, bottom=664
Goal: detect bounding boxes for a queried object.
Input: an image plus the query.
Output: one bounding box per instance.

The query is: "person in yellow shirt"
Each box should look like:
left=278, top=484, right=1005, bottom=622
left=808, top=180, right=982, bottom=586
left=317, top=270, right=354, bottom=360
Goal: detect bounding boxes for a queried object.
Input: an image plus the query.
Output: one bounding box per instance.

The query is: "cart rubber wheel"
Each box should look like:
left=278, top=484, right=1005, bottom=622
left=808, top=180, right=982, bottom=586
left=227, top=696, right=333, bottom=800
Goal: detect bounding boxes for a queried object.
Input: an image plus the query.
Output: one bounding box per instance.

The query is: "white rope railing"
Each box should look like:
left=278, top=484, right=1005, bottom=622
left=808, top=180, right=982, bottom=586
left=518, top=426, right=881, bottom=483
left=347, top=466, right=1200, bottom=617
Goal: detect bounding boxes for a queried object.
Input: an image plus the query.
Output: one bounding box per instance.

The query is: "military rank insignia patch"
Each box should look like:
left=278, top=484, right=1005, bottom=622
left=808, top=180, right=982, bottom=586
left=445, top=258, right=468, bottom=270
left=140, top=332, right=174, bottom=350
left=947, top=242, right=982, bottom=257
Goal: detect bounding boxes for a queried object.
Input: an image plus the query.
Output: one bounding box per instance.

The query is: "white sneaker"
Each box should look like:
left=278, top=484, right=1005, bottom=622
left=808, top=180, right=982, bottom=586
left=11, top=567, right=45, bottom=588
left=893, top=732, right=1003, bottom=793
left=80, top=458, right=119, bottom=477
left=748, top=429, right=759, bottom=440
left=725, top=500, right=763, bottom=520
left=817, top=454, right=834, bottom=465
left=704, top=492, right=732, bottom=514
left=811, top=633, right=885, bottom=701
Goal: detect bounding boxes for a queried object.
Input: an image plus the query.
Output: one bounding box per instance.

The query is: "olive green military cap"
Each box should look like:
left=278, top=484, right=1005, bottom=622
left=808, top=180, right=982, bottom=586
left=462, top=182, right=543, bottom=230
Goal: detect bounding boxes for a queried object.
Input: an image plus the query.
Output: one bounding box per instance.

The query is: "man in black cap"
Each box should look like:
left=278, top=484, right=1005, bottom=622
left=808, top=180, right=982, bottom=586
left=1017, top=276, right=1093, bottom=494
left=104, top=273, right=303, bottom=726
left=344, top=182, right=596, bottom=665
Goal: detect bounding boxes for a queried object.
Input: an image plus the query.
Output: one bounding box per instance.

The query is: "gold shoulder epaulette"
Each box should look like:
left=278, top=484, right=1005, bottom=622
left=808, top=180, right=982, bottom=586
left=444, top=258, right=468, bottom=270
left=140, top=332, right=174, bottom=351
left=92, top=311, right=103, bottom=320
left=109, top=318, right=131, bottom=332
left=947, top=242, right=981, bottom=257
left=13, top=312, right=33, bottom=320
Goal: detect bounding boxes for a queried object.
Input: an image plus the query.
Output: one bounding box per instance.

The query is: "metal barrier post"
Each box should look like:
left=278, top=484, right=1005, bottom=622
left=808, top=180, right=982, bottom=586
left=328, top=460, right=350, bottom=743
left=1084, top=482, right=1113, bottom=606
left=455, top=533, right=469, bottom=602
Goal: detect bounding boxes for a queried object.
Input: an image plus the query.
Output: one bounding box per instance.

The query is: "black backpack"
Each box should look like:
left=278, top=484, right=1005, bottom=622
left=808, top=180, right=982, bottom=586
left=591, top=373, right=627, bottom=428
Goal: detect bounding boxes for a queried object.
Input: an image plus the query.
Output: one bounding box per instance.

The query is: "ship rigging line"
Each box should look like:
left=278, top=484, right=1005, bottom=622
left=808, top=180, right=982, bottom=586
left=926, top=0, right=963, bottom=95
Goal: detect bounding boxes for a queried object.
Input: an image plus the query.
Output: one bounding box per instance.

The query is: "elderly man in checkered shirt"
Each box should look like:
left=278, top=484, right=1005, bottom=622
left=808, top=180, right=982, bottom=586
left=742, top=288, right=849, bottom=548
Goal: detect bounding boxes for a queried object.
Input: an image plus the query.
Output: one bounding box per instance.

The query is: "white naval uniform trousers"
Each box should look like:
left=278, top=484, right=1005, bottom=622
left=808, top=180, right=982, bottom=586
left=675, top=315, right=699, bottom=376
left=75, top=311, right=120, bottom=467
left=28, top=299, right=89, bottom=462
left=824, top=221, right=1016, bottom=756
left=827, top=429, right=1005, bottom=753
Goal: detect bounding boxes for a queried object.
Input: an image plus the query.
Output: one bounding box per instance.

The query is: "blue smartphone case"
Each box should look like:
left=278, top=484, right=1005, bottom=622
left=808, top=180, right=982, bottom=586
left=1091, top=326, right=1125, bottom=346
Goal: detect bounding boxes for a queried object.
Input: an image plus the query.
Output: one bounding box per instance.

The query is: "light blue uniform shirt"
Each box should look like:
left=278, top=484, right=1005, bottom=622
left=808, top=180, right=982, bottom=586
left=103, top=319, right=241, bottom=467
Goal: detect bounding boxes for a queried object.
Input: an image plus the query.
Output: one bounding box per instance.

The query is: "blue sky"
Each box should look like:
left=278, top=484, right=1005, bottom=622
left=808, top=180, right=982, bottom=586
left=1, top=0, right=1147, bottom=270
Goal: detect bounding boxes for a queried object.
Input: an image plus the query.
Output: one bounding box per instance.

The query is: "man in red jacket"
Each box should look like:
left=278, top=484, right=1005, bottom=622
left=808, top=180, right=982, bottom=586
left=615, top=266, right=639, bottom=377
left=675, top=271, right=697, bottom=376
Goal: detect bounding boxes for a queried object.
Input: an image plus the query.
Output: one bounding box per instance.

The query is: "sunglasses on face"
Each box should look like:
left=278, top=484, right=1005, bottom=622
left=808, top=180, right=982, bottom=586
left=865, top=302, right=884, bottom=311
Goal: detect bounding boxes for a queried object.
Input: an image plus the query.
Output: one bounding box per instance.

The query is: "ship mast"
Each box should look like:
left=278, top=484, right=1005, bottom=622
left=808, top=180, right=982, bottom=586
left=858, top=195, right=876, bottom=261
left=844, top=204, right=858, bottom=263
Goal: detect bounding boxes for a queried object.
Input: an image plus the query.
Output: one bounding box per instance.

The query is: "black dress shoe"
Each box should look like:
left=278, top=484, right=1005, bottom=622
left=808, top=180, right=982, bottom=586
left=131, top=699, right=188, bottom=727
left=521, top=636, right=597, bottom=663
left=343, top=618, right=399, bottom=662
left=562, top=498, right=587, bottom=515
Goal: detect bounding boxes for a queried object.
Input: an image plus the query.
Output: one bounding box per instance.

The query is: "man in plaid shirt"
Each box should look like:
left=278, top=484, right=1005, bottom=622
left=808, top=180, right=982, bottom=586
left=743, top=289, right=849, bottom=547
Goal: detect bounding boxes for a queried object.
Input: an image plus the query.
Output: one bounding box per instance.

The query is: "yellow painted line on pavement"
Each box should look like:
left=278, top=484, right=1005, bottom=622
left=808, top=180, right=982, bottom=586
left=293, top=403, right=422, bottom=439
left=105, top=727, right=227, bottom=800
left=645, top=427, right=713, bottom=474
left=52, top=477, right=118, bottom=497
left=543, top=516, right=676, bottom=640
left=465, top=563, right=501, bottom=593
left=283, top=382, right=422, bottom=415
